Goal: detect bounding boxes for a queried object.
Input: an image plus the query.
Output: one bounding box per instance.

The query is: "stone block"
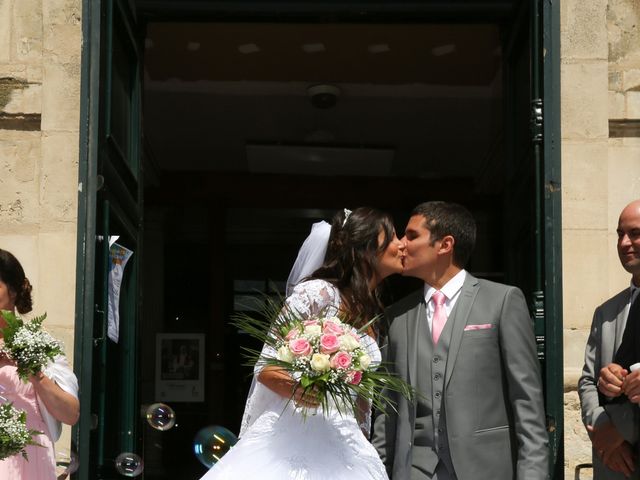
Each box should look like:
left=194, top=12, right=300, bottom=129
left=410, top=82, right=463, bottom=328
left=561, top=62, right=609, bottom=139
left=608, top=91, right=626, bottom=118
left=0, top=133, right=41, bottom=225
left=609, top=70, right=623, bottom=92
left=2, top=82, right=41, bottom=114
left=608, top=144, right=640, bottom=208
left=561, top=0, right=608, bottom=60
left=623, top=69, right=640, bottom=92
left=12, top=0, right=42, bottom=62
left=0, top=0, right=11, bottom=63
left=627, top=91, right=640, bottom=118
left=41, top=63, right=80, bottom=131
left=43, top=0, right=81, bottom=26
left=607, top=0, right=640, bottom=64
left=564, top=328, right=589, bottom=381
left=37, top=232, right=77, bottom=335
left=43, top=23, right=81, bottom=64
left=39, top=132, right=79, bottom=223
left=561, top=141, right=608, bottom=230
left=562, top=228, right=610, bottom=329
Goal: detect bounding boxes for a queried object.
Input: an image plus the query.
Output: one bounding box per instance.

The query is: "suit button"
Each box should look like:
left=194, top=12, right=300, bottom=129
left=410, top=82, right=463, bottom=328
left=433, top=356, right=440, bottom=363
left=438, top=428, right=444, bottom=434
left=434, top=373, right=441, bottom=380
left=435, top=392, right=441, bottom=398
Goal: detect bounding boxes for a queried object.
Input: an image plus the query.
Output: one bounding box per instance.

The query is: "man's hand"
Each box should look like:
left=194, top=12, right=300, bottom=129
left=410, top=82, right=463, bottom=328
left=587, top=422, right=636, bottom=476
left=598, top=363, right=628, bottom=397
left=623, top=370, right=640, bottom=403
left=603, top=441, right=636, bottom=478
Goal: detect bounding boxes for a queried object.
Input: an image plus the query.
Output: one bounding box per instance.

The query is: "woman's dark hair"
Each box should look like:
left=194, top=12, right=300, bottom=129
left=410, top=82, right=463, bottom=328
left=0, top=249, right=33, bottom=314
left=311, top=207, right=395, bottom=327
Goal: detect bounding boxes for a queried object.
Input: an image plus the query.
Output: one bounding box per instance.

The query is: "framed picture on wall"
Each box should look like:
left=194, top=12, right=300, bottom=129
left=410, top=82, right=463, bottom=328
left=155, top=333, right=205, bottom=402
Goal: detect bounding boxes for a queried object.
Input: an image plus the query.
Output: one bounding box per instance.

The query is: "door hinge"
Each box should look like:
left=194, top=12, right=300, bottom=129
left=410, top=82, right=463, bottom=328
left=530, top=99, right=543, bottom=144
left=532, top=290, right=545, bottom=360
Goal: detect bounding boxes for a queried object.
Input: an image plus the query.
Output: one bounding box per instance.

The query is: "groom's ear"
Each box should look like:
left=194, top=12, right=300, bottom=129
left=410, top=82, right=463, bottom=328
left=438, top=235, right=455, bottom=256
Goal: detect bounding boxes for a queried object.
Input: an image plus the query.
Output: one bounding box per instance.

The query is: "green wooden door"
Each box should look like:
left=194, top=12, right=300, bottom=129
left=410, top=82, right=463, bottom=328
left=74, top=0, right=143, bottom=478
left=503, top=0, right=562, bottom=476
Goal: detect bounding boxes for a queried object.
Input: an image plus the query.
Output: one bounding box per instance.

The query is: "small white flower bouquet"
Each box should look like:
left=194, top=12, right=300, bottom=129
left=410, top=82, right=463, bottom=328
left=235, top=298, right=413, bottom=417
left=0, top=311, right=64, bottom=382
left=0, top=402, right=41, bottom=460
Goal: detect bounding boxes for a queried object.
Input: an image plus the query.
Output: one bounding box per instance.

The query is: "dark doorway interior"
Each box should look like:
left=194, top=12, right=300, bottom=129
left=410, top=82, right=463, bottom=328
left=139, top=21, right=516, bottom=479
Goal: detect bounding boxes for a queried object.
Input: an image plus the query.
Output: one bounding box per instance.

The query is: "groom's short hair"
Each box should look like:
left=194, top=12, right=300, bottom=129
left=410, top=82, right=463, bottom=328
left=411, top=201, right=476, bottom=268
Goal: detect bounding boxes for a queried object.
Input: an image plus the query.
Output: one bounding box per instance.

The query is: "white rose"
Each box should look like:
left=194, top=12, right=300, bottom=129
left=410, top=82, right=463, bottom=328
left=276, top=345, right=295, bottom=363
left=358, top=353, right=372, bottom=370
left=338, top=334, right=360, bottom=352
left=304, top=324, right=322, bottom=336
left=310, top=353, right=331, bottom=372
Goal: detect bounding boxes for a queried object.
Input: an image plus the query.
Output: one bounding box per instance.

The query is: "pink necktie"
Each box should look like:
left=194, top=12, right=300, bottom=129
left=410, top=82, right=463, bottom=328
left=431, top=290, right=447, bottom=344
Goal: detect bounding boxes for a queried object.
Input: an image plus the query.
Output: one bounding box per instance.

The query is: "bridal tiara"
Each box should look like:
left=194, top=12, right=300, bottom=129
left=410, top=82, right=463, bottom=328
left=342, top=208, right=352, bottom=226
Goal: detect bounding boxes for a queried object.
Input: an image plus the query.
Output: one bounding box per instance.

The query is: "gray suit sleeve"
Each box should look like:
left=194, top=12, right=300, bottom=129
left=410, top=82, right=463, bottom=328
left=499, top=287, right=549, bottom=479
left=578, top=306, right=610, bottom=428
left=578, top=306, right=639, bottom=444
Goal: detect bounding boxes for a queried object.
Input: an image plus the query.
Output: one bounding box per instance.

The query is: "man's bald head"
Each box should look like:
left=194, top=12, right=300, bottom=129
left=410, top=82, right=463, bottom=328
left=617, top=200, right=640, bottom=283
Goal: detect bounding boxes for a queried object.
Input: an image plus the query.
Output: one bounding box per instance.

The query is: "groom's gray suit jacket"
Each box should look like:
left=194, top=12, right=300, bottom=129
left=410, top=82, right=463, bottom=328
left=578, top=288, right=640, bottom=480
left=372, top=274, right=549, bottom=480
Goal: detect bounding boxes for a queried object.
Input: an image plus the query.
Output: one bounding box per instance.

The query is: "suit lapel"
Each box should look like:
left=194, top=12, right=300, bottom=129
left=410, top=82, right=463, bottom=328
left=614, top=289, right=634, bottom=353
left=445, top=274, right=480, bottom=388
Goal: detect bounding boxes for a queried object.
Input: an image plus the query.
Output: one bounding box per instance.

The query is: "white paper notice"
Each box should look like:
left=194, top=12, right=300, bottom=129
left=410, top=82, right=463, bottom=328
left=107, top=243, right=134, bottom=343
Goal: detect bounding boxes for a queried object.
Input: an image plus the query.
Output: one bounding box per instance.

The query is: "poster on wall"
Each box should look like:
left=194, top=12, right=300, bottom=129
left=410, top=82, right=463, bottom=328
left=107, top=241, right=134, bottom=343
left=155, top=333, right=205, bottom=402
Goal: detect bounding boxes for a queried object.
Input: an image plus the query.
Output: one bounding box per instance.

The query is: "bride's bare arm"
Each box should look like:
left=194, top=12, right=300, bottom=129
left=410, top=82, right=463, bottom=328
left=258, top=366, right=319, bottom=407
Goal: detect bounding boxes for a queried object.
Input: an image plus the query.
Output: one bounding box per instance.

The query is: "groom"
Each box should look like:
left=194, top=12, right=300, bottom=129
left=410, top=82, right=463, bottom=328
left=372, top=201, right=549, bottom=479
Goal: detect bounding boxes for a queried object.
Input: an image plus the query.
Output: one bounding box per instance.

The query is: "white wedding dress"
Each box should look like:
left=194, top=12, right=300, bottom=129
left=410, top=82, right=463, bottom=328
left=199, top=279, right=388, bottom=480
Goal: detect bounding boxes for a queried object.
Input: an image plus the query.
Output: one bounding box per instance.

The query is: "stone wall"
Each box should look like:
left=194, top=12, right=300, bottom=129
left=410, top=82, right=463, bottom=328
left=562, top=0, right=640, bottom=477
left=0, top=0, right=82, bottom=470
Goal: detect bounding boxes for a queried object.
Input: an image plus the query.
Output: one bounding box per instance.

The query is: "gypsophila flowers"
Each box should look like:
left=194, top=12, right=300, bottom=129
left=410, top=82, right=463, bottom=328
left=0, top=402, right=41, bottom=460
left=234, top=298, right=414, bottom=419
left=0, top=311, right=64, bottom=382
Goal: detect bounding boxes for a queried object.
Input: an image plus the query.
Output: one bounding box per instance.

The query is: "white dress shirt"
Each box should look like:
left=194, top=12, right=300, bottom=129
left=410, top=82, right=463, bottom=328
left=423, top=269, right=467, bottom=333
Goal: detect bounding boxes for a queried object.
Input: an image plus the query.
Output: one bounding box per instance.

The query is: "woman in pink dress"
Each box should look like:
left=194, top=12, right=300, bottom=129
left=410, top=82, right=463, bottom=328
left=0, top=248, right=80, bottom=479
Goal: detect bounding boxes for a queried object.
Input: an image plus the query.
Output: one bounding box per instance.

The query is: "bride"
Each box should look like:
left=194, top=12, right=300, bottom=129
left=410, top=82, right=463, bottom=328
left=199, top=207, right=405, bottom=480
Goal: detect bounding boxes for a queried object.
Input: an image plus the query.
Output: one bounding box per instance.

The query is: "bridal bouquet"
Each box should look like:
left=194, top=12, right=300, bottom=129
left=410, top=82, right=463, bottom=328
left=235, top=298, right=413, bottom=417
left=0, top=311, right=64, bottom=381
left=0, top=402, right=41, bottom=460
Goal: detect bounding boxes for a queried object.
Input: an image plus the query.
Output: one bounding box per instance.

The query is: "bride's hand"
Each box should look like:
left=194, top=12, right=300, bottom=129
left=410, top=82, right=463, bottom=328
left=0, top=351, right=16, bottom=368
left=292, top=385, right=320, bottom=408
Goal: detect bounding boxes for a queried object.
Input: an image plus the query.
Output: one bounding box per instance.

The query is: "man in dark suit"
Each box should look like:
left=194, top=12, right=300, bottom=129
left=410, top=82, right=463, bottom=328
left=372, top=201, right=549, bottom=480
left=580, top=199, right=640, bottom=479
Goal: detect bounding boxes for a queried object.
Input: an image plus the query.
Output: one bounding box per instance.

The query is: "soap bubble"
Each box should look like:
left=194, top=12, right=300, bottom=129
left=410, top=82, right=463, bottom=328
left=145, top=403, right=176, bottom=431
left=114, top=452, right=144, bottom=477
left=193, top=425, right=238, bottom=468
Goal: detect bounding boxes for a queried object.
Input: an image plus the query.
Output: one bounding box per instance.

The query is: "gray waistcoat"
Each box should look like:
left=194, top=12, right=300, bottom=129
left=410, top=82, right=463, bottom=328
left=411, top=303, right=456, bottom=478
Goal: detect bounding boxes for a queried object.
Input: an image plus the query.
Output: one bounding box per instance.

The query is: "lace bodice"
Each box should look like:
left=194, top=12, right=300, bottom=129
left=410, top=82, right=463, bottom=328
left=240, top=279, right=381, bottom=436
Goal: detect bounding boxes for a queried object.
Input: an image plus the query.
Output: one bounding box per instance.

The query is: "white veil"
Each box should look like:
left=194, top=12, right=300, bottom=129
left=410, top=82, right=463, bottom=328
left=240, top=220, right=332, bottom=437
left=285, top=220, right=332, bottom=296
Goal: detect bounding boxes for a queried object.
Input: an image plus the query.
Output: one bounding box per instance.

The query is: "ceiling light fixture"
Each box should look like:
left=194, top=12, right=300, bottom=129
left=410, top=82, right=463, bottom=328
left=238, top=43, right=260, bottom=54
left=302, top=43, right=326, bottom=53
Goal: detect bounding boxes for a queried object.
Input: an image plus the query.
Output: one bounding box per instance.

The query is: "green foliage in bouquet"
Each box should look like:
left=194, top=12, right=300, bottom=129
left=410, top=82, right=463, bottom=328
left=233, top=294, right=415, bottom=419
left=0, top=310, right=64, bottom=382
left=0, top=402, right=41, bottom=460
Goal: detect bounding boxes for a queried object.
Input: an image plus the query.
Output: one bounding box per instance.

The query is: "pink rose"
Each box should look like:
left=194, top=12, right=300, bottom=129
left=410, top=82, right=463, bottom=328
left=319, top=334, right=340, bottom=354
left=346, top=370, right=362, bottom=385
left=322, top=320, right=344, bottom=336
left=330, top=351, right=352, bottom=369
left=289, top=338, right=312, bottom=357
left=285, top=328, right=300, bottom=341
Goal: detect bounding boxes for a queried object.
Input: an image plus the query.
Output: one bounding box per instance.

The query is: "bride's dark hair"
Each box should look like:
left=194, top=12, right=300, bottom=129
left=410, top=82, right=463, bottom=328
left=310, top=207, right=395, bottom=327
